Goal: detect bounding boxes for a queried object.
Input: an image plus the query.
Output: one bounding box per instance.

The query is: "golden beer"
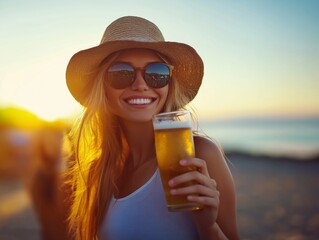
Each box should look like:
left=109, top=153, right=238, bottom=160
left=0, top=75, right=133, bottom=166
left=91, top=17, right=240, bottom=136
left=153, top=111, right=202, bottom=212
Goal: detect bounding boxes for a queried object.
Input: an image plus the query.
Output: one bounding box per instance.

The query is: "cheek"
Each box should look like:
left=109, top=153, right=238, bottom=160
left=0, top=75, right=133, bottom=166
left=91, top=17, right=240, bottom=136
left=159, top=86, right=169, bottom=100
left=156, top=86, right=169, bottom=110
left=163, top=87, right=170, bottom=104
left=105, top=87, right=122, bottom=108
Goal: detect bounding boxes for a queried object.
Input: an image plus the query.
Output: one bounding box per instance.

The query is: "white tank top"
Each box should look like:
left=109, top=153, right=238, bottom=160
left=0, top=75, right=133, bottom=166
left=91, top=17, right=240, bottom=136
left=99, top=169, right=199, bottom=240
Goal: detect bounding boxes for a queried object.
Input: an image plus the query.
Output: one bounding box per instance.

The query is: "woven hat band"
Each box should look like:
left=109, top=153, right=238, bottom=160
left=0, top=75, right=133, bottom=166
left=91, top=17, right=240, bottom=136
left=100, top=16, right=165, bottom=44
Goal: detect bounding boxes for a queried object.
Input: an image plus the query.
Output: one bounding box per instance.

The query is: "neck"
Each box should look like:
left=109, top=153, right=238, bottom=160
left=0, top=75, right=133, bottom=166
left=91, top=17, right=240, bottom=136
left=120, top=120, right=156, bottom=167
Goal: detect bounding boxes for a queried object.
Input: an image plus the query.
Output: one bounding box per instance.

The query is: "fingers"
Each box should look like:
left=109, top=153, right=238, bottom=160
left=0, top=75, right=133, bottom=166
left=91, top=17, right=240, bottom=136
left=170, top=183, right=220, bottom=208
left=187, top=193, right=220, bottom=208
left=169, top=158, right=216, bottom=188
left=168, top=158, right=219, bottom=208
left=170, top=184, right=218, bottom=198
left=169, top=171, right=217, bottom=188
left=180, top=158, right=209, bottom=176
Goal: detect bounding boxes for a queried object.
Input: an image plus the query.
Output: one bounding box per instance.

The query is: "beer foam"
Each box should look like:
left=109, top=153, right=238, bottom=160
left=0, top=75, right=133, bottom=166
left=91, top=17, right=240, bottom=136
left=154, top=120, right=192, bottom=130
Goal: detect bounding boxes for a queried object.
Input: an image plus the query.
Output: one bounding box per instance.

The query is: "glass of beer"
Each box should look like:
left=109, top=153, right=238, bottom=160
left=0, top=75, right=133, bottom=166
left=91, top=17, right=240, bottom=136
left=153, top=110, right=202, bottom=212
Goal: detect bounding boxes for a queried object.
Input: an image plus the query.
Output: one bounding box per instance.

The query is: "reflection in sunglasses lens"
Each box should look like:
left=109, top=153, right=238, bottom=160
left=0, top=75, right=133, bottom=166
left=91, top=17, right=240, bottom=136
left=108, top=63, right=170, bottom=89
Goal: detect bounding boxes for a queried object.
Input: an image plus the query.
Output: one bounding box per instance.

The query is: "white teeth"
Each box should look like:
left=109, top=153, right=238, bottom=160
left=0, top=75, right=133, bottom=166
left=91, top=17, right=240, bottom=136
left=127, top=98, right=152, bottom=105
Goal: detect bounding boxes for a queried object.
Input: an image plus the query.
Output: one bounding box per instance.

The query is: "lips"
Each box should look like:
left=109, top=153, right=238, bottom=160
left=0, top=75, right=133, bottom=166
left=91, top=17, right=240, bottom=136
left=125, top=97, right=156, bottom=105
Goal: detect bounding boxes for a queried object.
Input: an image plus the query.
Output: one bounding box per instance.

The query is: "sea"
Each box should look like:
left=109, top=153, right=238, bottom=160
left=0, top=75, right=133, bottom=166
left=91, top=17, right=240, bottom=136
left=198, top=116, right=319, bottom=160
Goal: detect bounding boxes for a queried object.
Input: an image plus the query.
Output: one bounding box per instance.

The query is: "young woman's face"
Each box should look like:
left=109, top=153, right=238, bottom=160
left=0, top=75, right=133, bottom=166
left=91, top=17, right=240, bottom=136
left=105, top=49, right=169, bottom=123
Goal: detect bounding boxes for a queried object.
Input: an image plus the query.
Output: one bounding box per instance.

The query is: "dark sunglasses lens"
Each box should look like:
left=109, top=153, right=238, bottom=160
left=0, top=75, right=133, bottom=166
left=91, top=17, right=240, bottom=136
left=145, top=63, right=170, bottom=88
left=107, top=63, right=134, bottom=89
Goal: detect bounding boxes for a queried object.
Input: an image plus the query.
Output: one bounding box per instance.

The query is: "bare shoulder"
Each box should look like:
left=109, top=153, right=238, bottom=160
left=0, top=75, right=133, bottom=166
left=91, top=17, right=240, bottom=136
left=194, top=135, right=223, bottom=158
left=194, top=136, right=239, bottom=239
left=193, top=135, right=234, bottom=186
left=193, top=136, right=228, bottom=175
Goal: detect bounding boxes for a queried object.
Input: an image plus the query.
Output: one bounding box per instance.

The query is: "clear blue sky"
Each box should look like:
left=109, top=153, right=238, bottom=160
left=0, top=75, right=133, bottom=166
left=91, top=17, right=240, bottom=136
left=1, top=0, right=318, bottom=120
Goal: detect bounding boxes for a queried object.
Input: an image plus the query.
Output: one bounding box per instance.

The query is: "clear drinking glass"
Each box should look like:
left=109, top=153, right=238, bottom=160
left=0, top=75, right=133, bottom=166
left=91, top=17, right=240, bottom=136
left=153, top=110, right=202, bottom=212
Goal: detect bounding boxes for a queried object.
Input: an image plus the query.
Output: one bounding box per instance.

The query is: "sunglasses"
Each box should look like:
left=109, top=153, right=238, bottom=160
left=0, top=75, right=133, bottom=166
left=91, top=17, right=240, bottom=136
left=107, top=62, right=173, bottom=89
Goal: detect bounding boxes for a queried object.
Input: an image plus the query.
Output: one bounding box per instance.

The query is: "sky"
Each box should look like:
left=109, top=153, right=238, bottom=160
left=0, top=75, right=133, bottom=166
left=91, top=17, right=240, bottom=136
left=1, top=0, right=318, bottom=121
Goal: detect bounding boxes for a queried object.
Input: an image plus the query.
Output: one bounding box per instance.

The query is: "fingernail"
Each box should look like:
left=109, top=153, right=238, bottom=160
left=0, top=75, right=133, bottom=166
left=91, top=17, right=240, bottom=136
left=168, top=180, right=174, bottom=186
left=170, top=189, right=177, bottom=195
left=187, top=195, right=194, bottom=200
left=180, top=160, right=187, bottom=165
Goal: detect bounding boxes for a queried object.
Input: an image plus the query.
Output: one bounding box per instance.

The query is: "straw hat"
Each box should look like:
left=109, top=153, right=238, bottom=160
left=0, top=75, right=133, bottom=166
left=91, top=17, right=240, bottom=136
left=66, top=16, right=204, bottom=105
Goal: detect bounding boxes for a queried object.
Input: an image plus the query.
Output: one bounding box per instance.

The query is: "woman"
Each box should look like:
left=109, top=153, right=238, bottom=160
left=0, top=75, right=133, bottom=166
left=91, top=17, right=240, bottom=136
left=65, top=16, right=239, bottom=239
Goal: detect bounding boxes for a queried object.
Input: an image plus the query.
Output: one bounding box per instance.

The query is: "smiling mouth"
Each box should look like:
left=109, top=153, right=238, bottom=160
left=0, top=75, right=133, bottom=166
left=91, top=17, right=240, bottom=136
left=126, top=98, right=156, bottom=105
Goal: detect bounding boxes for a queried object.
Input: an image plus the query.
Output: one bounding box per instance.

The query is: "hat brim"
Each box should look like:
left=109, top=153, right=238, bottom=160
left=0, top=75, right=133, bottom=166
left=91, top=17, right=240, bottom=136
left=66, top=40, right=204, bottom=105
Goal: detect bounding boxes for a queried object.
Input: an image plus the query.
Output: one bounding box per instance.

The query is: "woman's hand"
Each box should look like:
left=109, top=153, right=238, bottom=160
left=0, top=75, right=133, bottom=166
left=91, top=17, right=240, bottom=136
left=168, top=158, right=220, bottom=230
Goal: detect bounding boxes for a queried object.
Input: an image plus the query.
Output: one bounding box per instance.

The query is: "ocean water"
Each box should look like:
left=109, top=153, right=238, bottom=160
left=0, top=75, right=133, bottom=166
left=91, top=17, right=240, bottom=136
left=198, top=117, right=319, bottom=160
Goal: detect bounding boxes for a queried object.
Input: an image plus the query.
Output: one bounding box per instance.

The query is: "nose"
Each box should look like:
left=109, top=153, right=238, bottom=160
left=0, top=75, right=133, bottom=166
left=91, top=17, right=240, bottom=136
left=130, top=69, right=149, bottom=91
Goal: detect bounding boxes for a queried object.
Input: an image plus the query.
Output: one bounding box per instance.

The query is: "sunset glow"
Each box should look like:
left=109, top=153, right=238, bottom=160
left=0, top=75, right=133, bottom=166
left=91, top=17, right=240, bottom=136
left=1, top=1, right=318, bottom=121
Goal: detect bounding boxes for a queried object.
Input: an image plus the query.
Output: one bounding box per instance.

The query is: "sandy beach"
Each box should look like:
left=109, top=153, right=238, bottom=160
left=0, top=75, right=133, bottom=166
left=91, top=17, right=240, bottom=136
left=229, top=154, right=319, bottom=240
left=1, top=154, right=319, bottom=240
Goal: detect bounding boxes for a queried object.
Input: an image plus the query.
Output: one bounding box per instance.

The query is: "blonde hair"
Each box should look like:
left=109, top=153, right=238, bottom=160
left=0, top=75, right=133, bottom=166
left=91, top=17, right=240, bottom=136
left=65, top=51, right=194, bottom=239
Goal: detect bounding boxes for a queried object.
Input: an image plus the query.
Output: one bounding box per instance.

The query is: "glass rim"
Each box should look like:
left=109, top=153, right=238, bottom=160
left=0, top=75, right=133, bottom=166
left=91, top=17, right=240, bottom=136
left=153, top=110, right=190, bottom=118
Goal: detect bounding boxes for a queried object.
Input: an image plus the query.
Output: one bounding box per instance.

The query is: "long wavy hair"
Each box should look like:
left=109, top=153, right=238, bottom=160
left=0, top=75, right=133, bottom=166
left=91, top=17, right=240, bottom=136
left=65, top=51, right=196, bottom=239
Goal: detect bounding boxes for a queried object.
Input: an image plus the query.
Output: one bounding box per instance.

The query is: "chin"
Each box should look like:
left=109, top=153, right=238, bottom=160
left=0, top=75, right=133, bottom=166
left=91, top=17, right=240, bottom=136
left=121, top=113, right=154, bottom=124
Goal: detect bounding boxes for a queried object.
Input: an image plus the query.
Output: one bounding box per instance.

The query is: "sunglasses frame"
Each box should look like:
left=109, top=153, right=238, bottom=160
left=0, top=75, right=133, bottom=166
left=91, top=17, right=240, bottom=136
left=106, top=62, right=174, bottom=89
